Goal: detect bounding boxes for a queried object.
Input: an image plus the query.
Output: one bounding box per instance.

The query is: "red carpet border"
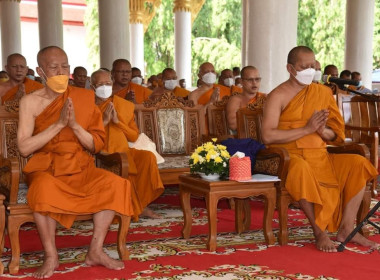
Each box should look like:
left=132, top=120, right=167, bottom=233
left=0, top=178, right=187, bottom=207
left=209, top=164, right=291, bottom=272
left=0, top=186, right=379, bottom=279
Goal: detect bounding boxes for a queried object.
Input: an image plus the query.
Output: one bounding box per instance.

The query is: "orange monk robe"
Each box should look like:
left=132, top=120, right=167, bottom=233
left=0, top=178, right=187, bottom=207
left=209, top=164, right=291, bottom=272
left=268, top=83, right=377, bottom=232
left=98, top=95, right=164, bottom=220
left=197, top=84, right=231, bottom=105
left=113, top=82, right=152, bottom=104
left=1, top=77, right=44, bottom=104
left=231, top=85, right=243, bottom=94
left=247, top=92, right=266, bottom=105
left=173, top=86, right=190, bottom=98
left=24, top=86, right=133, bottom=229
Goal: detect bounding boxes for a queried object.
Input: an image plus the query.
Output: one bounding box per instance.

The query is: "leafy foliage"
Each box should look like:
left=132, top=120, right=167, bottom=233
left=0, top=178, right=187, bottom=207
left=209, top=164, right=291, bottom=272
left=84, top=0, right=100, bottom=70
left=297, top=0, right=346, bottom=71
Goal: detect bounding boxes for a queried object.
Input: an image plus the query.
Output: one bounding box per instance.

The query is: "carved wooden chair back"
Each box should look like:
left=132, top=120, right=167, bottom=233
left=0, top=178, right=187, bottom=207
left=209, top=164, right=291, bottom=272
left=206, top=95, right=231, bottom=139
left=135, top=92, right=205, bottom=156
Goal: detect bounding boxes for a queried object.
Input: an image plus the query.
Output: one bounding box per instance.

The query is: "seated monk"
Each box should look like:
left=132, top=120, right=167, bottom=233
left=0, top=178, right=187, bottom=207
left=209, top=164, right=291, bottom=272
left=218, top=68, right=243, bottom=94
left=18, top=46, right=133, bottom=278
left=323, top=64, right=339, bottom=93
left=226, top=66, right=266, bottom=134
left=149, top=68, right=190, bottom=100
left=261, top=46, right=378, bottom=253
left=131, top=67, right=143, bottom=85
left=91, top=69, right=164, bottom=219
left=111, top=59, right=152, bottom=104
left=0, top=53, right=44, bottom=104
left=188, top=62, right=230, bottom=106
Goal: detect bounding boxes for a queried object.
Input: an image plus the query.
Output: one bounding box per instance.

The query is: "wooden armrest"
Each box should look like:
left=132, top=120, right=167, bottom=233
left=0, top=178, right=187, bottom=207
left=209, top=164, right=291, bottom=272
left=327, top=143, right=370, bottom=160
left=96, top=152, right=129, bottom=178
left=0, top=157, right=21, bottom=204
left=256, top=147, right=290, bottom=188
left=345, top=125, right=380, bottom=132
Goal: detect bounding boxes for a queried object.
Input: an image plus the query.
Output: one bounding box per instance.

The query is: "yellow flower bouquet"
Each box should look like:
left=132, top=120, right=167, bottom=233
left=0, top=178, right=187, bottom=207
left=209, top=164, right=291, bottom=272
left=189, top=138, right=231, bottom=178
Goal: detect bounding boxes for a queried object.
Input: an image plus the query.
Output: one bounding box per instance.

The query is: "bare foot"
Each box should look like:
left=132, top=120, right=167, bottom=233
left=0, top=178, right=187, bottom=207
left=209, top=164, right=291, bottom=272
left=315, top=231, right=337, bottom=252
left=33, top=254, right=59, bottom=279
left=85, top=249, right=124, bottom=270
left=337, top=228, right=379, bottom=249
left=140, top=207, right=162, bottom=219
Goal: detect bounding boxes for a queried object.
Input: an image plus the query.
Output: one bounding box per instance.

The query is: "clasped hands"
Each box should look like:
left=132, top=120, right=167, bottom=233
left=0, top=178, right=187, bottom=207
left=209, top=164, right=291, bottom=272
left=305, top=109, right=329, bottom=136
left=57, top=98, right=79, bottom=129
left=102, top=102, right=119, bottom=125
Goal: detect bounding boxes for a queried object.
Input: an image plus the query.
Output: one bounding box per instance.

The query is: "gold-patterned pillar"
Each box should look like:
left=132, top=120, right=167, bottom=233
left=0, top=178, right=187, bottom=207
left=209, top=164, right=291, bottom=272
left=174, top=0, right=191, bottom=86
left=129, top=0, right=145, bottom=76
left=0, top=0, right=22, bottom=68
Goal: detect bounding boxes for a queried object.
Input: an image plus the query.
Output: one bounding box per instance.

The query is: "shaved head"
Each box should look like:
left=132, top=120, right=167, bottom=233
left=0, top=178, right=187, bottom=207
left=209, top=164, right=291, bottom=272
left=7, top=53, right=26, bottom=66
left=112, top=59, right=131, bottom=71
left=287, top=46, right=314, bottom=65
left=91, top=69, right=112, bottom=86
left=241, top=66, right=258, bottom=79
left=37, top=46, right=68, bottom=67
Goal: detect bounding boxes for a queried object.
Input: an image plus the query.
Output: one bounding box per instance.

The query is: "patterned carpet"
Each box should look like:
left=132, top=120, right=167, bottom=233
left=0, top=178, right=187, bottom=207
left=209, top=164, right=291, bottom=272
left=1, top=186, right=380, bottom=279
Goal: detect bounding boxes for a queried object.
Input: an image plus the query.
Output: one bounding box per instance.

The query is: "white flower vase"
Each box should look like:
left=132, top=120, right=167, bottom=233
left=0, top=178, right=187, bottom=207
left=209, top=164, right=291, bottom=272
left=199, top=173, right=220, bottom=181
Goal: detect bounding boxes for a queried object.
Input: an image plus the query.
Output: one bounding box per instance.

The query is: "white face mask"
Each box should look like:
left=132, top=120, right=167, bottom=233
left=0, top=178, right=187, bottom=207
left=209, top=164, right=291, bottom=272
left=313, top=70, right=322, bottom=82
left=95, top=85, right=113, bottom=99
left=164, top=79, right=178, bottom=90
left=202, top=72, right=216, bottom=85
left=131, top=76, right=142, bottom=85
left=224, top=78, right=234, bottom=87
left=291, top=66, right=315, bottom=85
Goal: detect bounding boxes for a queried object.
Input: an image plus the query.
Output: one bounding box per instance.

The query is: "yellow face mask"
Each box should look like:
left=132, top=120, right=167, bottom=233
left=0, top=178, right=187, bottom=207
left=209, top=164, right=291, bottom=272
left=0, top=77, right=9, bottom=83
left=46, top=75, right=69, bottom=93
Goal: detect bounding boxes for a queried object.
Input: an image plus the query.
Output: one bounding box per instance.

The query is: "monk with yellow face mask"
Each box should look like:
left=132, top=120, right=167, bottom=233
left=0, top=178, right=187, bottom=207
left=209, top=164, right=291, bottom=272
left=0, top=53, right=44, bottom=105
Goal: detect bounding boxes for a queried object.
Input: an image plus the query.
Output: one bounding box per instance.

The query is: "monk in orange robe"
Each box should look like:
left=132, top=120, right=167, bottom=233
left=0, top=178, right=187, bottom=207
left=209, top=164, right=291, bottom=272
left=0, top=53, right=44, bottom=104
left=111, top=59, right=152, bottom=104
left=92, top=69, right=164, bottom=220
left=189, top=62, right=230, bottom=106
left=18, top=46, right=132, bottom=278
left=226, top=66, right=266, bottom=134
left=262, top=46, right=378, bottom=253
left=149, top=68, right=190, bottom=100
left=218, top=68, right=243, bottom=95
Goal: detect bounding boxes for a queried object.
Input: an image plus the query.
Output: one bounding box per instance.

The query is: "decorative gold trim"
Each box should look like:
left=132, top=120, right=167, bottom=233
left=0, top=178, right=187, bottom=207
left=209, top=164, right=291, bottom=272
left=142, top=0, right=161, bottom=33
left=129, top=0, right=145, bottom=24
left=173, top=0, right=191, bottom=13
left=190, top=0, right=206, bottom=24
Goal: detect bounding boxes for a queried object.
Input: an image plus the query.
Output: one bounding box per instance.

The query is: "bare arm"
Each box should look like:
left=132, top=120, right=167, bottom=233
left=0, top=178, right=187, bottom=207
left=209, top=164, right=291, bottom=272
left=261, top=91, right=327, bottom=144
left=17, top=95, right=67, bottom=157
left=226, top=96, right=240, bottom=131
left=67, top=98, right=95, bottom=153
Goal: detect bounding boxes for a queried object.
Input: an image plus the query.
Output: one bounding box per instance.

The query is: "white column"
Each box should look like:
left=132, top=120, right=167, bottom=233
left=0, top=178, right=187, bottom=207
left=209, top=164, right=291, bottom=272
left=98, top=0, right=130, bottom=70
left=129, top=0, right=144, bottom=76
left=243, top=0, right=298, bottom=93
left=37, top=0, right=63, bottom=49
left=174, top=0, right=192, bottom=87
left=0, top=0, right=22, bottom=68
left=345, top=0, right=375, bottom=88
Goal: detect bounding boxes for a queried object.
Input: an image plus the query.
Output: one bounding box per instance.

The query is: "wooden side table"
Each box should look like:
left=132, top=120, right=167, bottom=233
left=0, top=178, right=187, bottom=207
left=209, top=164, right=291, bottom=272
left=179, top=174, right=276, bottom=251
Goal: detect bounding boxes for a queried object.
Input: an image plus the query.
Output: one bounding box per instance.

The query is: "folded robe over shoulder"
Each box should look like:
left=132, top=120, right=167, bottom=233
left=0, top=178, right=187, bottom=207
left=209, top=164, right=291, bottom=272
left=24, top=86, right=133, bottom=228
left=98, top=95, right=164, bottom=220
left=1, top=77, right=44, bottom=104
left=268, top=83, right=378, bottom=232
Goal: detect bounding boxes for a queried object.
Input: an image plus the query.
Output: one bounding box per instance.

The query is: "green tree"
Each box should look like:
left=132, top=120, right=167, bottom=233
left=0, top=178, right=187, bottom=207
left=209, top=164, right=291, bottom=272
left=84, top=0, right=100, bottom=70
left=297, top=0, right=346, bottom=72
left=373, top=0, right=380, bottom=69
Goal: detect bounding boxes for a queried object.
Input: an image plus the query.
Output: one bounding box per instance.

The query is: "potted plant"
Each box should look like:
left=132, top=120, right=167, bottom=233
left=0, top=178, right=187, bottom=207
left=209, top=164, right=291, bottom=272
left=189, top=138, right=230, bottom=180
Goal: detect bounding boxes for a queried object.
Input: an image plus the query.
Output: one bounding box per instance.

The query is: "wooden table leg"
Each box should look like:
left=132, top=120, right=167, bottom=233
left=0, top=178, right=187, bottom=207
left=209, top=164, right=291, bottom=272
left=235, top=198, right=249, bottom=233
left=205, top=193, right=218, bottom=251
left=0, top=194, right=5, bottom=275
left=263, top=189, right=276, bottom=245
left=180, top=188, right=192, bottom=239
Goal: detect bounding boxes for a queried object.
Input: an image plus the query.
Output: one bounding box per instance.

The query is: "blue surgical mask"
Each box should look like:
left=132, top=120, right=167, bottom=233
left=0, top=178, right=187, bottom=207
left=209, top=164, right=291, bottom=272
left=27, top=75, right=35, bottom=80
left=357, top=81, right=363, bottom=87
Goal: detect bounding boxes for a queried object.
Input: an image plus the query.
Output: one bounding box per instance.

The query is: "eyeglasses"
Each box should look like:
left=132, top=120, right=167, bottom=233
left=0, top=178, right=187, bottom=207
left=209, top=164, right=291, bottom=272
left=114, top=70, right=131, bottom=74
left=242, top=77, right=262, bottom=83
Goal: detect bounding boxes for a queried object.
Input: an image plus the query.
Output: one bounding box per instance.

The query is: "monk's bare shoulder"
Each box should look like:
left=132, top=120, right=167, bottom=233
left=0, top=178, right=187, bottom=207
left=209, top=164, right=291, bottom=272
left=20, top=87, right=53, bottom=117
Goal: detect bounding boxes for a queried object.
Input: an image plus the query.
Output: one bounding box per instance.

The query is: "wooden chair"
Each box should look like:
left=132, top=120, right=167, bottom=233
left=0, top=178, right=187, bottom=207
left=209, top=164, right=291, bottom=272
left=338, top=93, right=379, bottom=197
left=135, top=92, right=206, bottom=185
left=236, top=105, right=372, bottom=245
left=206, top=93, right=241, bottom=140
left=0, top=105, right=131, bottom=274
